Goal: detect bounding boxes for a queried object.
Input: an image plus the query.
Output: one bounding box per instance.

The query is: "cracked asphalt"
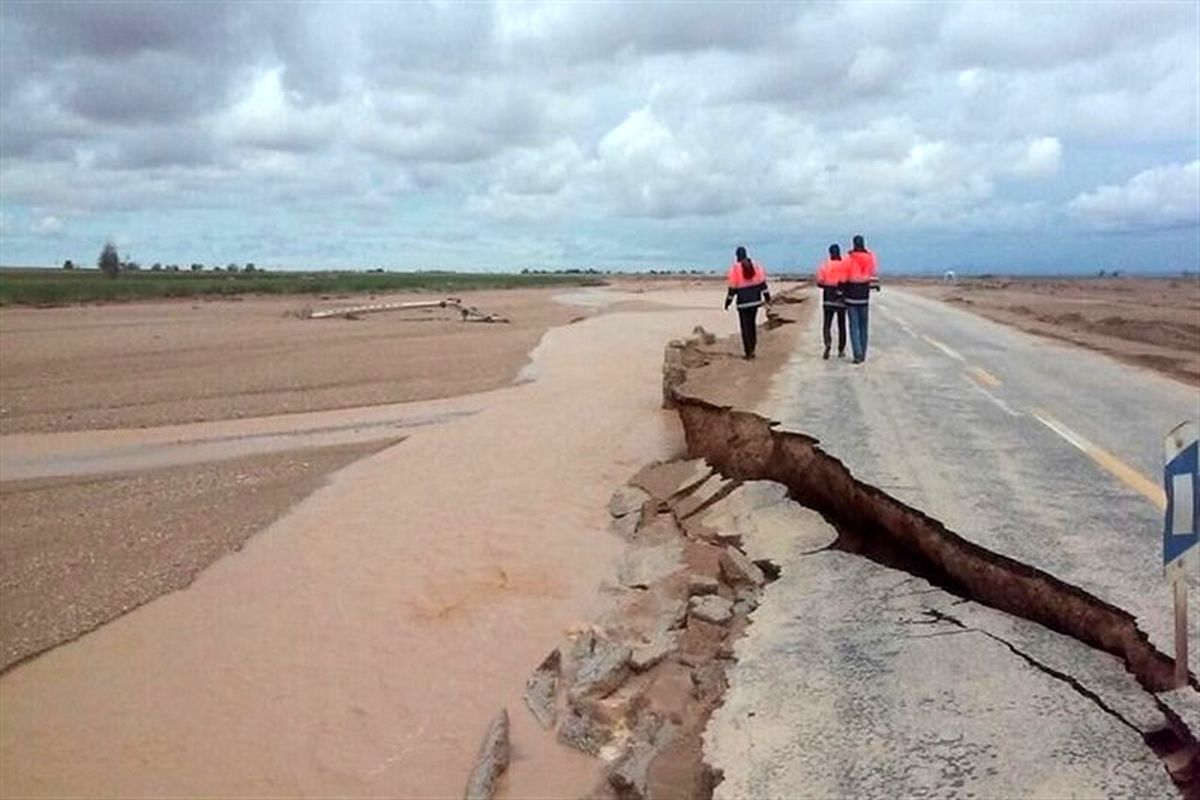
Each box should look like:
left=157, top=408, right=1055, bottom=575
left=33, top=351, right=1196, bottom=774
left=703, top=290, right=1199, bottom=797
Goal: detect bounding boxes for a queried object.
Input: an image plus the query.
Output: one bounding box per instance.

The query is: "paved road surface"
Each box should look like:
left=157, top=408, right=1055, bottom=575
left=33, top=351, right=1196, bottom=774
left=705, top=289, right=1198, bottom=797
left=765, top=287, right=1198, bottom=662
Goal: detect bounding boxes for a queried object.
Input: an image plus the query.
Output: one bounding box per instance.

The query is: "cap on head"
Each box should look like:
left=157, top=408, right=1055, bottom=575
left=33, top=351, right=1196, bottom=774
left=735, top=246, right=747, bottom=260
left=829, top=244, right=841, bottom=258
left=852, top=235, right=865, bottom=249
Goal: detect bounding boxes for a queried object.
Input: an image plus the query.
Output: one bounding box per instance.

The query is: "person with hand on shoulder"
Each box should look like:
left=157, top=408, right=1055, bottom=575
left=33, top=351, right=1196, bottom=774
left=724, top=246, right=771, bottom=360
left=843, top=234, right=880, bottom=364
left=816, top=243, right=849, bottom=360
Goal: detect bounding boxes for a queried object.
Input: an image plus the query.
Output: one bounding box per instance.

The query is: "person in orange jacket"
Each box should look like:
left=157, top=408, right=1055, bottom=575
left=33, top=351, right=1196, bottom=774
left=816, top=243, right=849, bottom=360
left=724, top=246, right=771, bottom=359
left=843, top=234, right=880, bottom=363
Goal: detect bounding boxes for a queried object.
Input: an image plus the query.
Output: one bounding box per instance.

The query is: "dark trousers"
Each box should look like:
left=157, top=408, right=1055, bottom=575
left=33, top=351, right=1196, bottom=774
left=737, top=306, right=759, bottom=357
left=822, top=305, right=846, bottom=353
left=847, top=303, right=870, bottom=361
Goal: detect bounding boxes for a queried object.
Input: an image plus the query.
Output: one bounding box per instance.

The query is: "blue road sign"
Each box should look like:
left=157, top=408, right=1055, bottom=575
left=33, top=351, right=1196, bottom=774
left=1164, top=421, right=1199, bottom=579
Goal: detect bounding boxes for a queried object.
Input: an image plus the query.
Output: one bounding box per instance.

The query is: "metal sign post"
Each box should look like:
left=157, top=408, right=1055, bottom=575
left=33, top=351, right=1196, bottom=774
left=1164, top=420, right=1199, bottom=688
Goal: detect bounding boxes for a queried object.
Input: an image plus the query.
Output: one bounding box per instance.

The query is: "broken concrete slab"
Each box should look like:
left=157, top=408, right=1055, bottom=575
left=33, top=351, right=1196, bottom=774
left=463, top=709, right=510, bottom=800
left=570, top=635, right=633, bottom=701
left=523, top=648, right=561, bottom=729
left=610, top=485, right=651, bottom=518
left=597, top=577, right=689, bottom=645
left=698, top=483, right=835, bottom=565
left=631, top=632, right=678, bottom=673
left=616, top=541, right=684, bottom=589
left=630, top=459, right=712, bottom=501
left=672, top=474, right=735, bottom=520
left=687, top=575, right=719, bottom=596
left=558, top=705, right=613, bottom=756
left=718, top=547, right=765, bottom=588
left=688, top=595, right=732, bottom=626
left=705, top=551, right=1178, bottom=799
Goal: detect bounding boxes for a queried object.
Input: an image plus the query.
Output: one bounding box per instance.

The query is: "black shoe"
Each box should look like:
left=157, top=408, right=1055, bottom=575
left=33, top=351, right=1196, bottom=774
left=838, top=351, right=845, bottom=358
left=822, top=346, right=830, bottom=360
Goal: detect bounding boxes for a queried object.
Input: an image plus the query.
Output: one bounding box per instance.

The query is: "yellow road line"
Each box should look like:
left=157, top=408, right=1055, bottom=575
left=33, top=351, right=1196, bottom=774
left=1032, top=409, right=1166, bottom=510
left=967, top=366, right=1001, bottom=387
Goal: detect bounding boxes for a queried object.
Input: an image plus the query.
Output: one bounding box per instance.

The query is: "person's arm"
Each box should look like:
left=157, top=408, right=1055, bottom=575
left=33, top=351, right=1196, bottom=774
left=762, top=281, right=771, bottom=304
left=724, top=286, right=735, bottom=309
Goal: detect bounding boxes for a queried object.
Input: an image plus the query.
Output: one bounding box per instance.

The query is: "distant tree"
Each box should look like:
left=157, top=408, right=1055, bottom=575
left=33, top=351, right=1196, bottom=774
left=151, top=263, right=163, bottom=271
left=191, top=263, right=204, bottom=271
left=245, top=263, right=256, bottom=272
left=121, top=261, right=140, bottom=271
left=98, top=242, right=120, bottom=277
left=168, top=264, right=180, bottom=272
left=1097, top=270, right=1106, bottom=277
left=226, top=262, right=239, bottom=273
left=62, top=259, right=75, bottom=270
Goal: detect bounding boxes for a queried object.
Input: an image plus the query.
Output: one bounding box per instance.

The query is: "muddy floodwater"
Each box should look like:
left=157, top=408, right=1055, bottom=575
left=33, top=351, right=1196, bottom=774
left=0, top=291, right=729, bottom=798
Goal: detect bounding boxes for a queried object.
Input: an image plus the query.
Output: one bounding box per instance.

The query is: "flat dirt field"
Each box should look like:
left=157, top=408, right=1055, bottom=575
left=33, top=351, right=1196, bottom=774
left=0, top=288, right=586, bottom=434
left=906, top=277, right=1200, bottom=385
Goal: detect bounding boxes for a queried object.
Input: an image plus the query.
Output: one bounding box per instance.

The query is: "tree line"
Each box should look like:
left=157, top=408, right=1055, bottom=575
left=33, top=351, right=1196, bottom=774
left=60, top=242, right=258, bottom=275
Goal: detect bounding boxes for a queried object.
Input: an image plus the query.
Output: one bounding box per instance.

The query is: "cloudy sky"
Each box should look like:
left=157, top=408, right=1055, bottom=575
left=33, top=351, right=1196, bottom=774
left=1, top=1, right=1197, bottom=273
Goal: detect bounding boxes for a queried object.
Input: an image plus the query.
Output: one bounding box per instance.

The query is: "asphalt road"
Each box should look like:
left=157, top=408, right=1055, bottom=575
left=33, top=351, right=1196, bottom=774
left=705, top=289, right=1199, bottom=797
left=764, top=287, right=1199, bottom=664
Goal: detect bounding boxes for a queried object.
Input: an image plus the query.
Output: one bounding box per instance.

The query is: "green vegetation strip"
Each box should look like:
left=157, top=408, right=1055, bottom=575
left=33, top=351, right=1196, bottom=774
left=0, top=269, right=608, bottom=306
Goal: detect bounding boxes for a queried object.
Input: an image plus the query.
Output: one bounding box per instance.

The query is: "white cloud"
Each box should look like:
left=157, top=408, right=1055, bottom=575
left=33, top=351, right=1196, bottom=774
left=1010, top=137, right=1063, bottom=179
left=1069, top=161, right=1200, bottom=231
left=1, top=1, right=1197, bottom=269
left=31, top=215, right=63, bottom=234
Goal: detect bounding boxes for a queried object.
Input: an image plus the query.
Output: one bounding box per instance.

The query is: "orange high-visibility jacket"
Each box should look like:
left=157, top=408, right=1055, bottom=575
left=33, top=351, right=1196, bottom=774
left=816, top=258, right=849, bottom=287
left=726, top=259, right=770, bottom=309
left=844, top=249, right=879, bottom=305
left=845, top=249, right=877, bottom=283
left=727, top=259, right=767, bottom=289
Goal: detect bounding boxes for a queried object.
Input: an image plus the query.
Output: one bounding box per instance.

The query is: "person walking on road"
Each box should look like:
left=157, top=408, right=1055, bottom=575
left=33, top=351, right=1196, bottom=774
left=725, top=246, right=771, bottom=360
left=816, top=243, right=849, bottom=360
left=844, top=234, right=879, bottom=363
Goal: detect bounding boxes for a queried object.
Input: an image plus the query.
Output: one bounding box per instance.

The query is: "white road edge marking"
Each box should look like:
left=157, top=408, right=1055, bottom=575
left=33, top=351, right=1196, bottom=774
left=1031, top=410, right=1090, bottom=452
left=964, top=377, right=1022, bottom=417
left=922, top=334, right=966, bottom=362
left=1032, top=409, right=1167, bottom=509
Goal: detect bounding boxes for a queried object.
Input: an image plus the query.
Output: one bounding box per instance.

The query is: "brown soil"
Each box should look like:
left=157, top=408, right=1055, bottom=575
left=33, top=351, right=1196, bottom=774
left=0, top=288, right=580, bottom=434
left=904, top=277, right=1200, bottom=385
left=0, top=290, right=735, bottom=799
left=0, top=438, right=397, bottom=671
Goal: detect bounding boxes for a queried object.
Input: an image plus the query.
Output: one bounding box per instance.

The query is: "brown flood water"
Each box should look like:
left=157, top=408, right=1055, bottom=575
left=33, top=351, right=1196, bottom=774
left=0, top=293, right=729, bottom=798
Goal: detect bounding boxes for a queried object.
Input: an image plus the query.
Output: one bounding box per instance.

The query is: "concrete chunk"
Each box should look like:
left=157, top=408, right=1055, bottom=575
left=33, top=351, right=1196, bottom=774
left=463, top=709, right=510, bottom=800
left=570, top=635, right=632, bottom=701
left=719, top=547, right=765, bottom=588
left=688, top=575, right=720, bottom=596
left=610, top=486, right=651, bottom=518
left=523, top=648, right=561, bottom=729
left=631, top=632, right=678, bottom=672
left=616, top=541, right=684, bottom=589
left=689, top=595, right=733, bottom=625
left=631, top=459, right=712, bottom=501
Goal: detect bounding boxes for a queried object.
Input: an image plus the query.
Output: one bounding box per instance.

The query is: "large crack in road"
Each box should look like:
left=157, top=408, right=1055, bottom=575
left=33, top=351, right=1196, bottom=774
left=668, top=379, right=1200, bottom=794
